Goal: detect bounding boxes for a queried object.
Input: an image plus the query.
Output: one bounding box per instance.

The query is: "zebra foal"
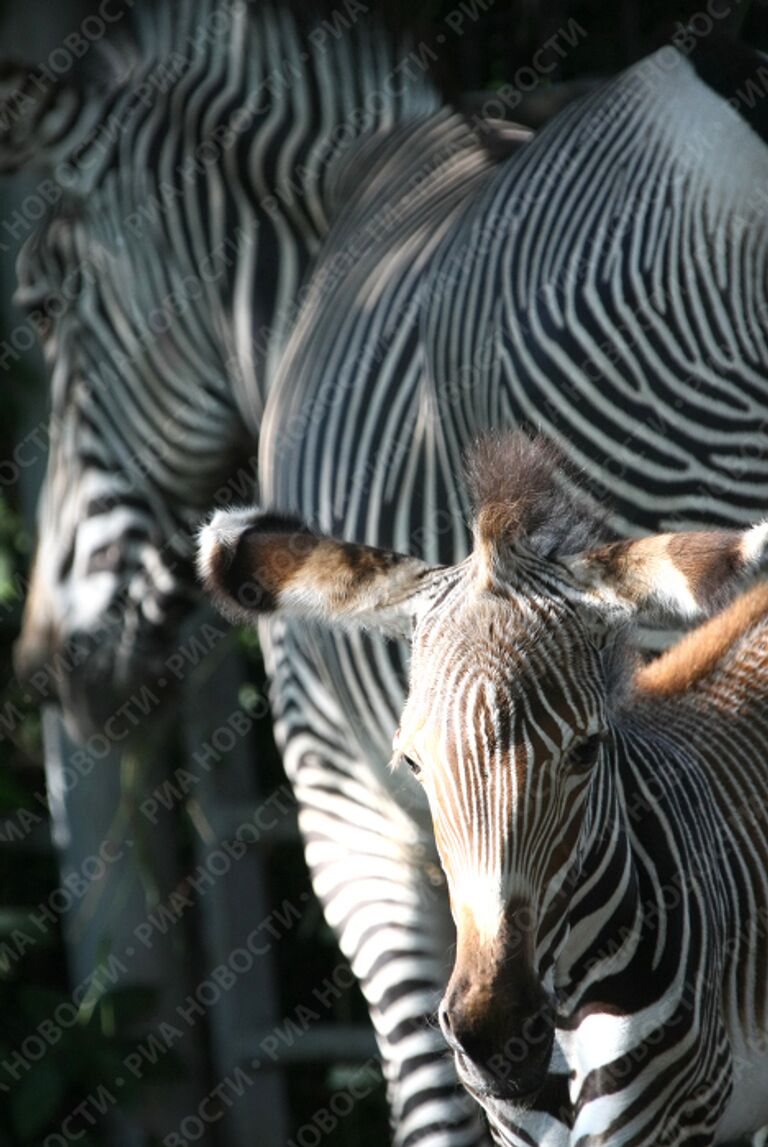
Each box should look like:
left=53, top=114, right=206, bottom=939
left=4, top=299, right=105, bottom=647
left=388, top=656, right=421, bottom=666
left=199, top=432, right=768, bottom=1146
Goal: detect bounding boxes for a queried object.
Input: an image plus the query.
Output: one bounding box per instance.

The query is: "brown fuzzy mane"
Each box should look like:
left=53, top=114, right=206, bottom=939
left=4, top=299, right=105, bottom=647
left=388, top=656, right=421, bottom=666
left=465, top=431, right=606, bottom=559
left=634, top=581, right=768, bottom=696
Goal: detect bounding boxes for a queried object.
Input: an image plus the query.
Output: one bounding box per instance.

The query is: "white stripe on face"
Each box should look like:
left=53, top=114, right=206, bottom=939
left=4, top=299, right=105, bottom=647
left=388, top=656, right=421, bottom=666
left=452, top=873, right=506, bottom=945
left=401, top=575, right=605, bottom=961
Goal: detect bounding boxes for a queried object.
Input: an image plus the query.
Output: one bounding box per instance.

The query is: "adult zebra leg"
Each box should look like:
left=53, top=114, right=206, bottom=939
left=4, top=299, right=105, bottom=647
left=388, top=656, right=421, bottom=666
left=287, top=739, right=491, bottom=1147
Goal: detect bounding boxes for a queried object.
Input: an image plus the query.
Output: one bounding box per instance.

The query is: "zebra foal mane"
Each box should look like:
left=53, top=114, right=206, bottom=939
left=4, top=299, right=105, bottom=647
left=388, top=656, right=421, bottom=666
left=465, top=432, right=606, bottom=561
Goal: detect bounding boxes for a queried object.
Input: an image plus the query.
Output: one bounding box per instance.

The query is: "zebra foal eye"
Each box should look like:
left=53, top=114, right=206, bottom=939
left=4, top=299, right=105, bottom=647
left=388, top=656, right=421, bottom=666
left=392, top=727, right=422, bottom=778
left=401, top=754, right=422, bottom=778
left=566, top=733, right=603, bottom=771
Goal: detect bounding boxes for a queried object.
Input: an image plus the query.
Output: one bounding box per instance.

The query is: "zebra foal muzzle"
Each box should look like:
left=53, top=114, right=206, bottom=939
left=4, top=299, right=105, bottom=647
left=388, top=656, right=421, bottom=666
left=438, top=986, right=555, bottom=1103
left=438, top=910, right=556, bottom=1104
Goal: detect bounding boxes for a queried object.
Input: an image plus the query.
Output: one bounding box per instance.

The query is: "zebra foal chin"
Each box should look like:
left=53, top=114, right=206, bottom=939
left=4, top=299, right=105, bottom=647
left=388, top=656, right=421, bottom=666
left=200, top=432, right=768, bottom=1147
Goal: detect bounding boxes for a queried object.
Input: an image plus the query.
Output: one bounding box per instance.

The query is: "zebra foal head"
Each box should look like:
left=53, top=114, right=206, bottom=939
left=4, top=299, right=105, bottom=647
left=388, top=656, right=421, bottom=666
left=199, top=432, right=768, bottom=1102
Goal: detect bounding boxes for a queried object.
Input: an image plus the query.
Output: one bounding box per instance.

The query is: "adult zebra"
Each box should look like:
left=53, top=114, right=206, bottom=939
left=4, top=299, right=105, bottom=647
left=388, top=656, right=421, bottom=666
left=4, top=2, right=507, bottom=1144
left=7, top=7, right=768, bottom=1145
left=199, top=431, right=768, bottom=1145
left=263, top=35, right=768, bottom=553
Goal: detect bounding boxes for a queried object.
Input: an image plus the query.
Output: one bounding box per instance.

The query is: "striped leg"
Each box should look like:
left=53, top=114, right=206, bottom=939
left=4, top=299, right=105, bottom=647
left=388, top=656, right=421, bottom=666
left=290, top=739, right=490, bottom=1147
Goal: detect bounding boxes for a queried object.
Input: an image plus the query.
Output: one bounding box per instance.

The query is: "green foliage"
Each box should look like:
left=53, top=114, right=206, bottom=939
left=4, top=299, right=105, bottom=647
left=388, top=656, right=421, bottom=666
left=0, top=982, right=179, bottom=1145
left=0, top=493, right=28, bottom=606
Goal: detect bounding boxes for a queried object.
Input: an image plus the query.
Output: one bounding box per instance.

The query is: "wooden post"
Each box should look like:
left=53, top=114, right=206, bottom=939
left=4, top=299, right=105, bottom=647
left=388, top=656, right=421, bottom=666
left=182, top=623, right=290, bottom=1147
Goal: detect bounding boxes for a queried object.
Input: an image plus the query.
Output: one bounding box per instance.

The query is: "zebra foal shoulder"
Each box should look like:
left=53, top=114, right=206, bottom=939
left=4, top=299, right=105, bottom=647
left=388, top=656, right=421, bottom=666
left=200, top=433, right=768, bottom=1146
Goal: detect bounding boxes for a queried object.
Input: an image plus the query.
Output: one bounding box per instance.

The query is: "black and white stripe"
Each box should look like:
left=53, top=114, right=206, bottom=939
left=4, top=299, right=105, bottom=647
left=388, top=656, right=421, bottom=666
left=11, top=14, right=768, bottom=1144
left=197, top=445, right=768, bottom=1145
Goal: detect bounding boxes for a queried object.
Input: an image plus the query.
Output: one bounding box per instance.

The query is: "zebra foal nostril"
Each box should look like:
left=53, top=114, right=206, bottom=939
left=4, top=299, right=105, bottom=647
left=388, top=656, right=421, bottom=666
left=439, top=1002, right=480, bottom=1058
left=438, top=1002, right=456, bottom=1045
left=439, top=995, right=502, bottom=1064
left=450, top=1021, right=496, bottom=1066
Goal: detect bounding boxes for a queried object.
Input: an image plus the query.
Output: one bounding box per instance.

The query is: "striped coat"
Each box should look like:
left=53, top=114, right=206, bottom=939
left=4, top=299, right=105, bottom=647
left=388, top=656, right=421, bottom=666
left=200, top=432, right=768, bottom=1145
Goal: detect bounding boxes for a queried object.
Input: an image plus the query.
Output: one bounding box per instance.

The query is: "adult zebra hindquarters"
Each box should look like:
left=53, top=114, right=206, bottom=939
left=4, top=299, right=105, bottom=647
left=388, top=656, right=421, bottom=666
left=5, top=0, right=441, bottom=739
left=423, top=43, right=768, bottom=541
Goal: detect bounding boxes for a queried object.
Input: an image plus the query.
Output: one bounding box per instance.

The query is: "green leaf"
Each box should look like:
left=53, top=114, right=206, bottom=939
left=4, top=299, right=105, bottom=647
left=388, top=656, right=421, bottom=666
left=0, top=770, right=34, bottom=811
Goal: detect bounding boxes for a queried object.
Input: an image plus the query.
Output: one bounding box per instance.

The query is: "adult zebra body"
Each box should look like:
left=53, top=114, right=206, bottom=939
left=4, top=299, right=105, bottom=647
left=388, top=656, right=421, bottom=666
left=10, top=0, right=447, bottom=740
left=199, top=432, right=768, bottom=1145
left=251, top=41, right=768, bottom=1025
left=267, top=41, right=768, bottom=551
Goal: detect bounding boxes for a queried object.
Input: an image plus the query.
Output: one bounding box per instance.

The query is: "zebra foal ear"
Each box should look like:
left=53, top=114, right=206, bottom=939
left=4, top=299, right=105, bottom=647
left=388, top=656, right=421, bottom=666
left=564, top=522, right=768, bottom=622
left=197, top=508, right=437, bottom=637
